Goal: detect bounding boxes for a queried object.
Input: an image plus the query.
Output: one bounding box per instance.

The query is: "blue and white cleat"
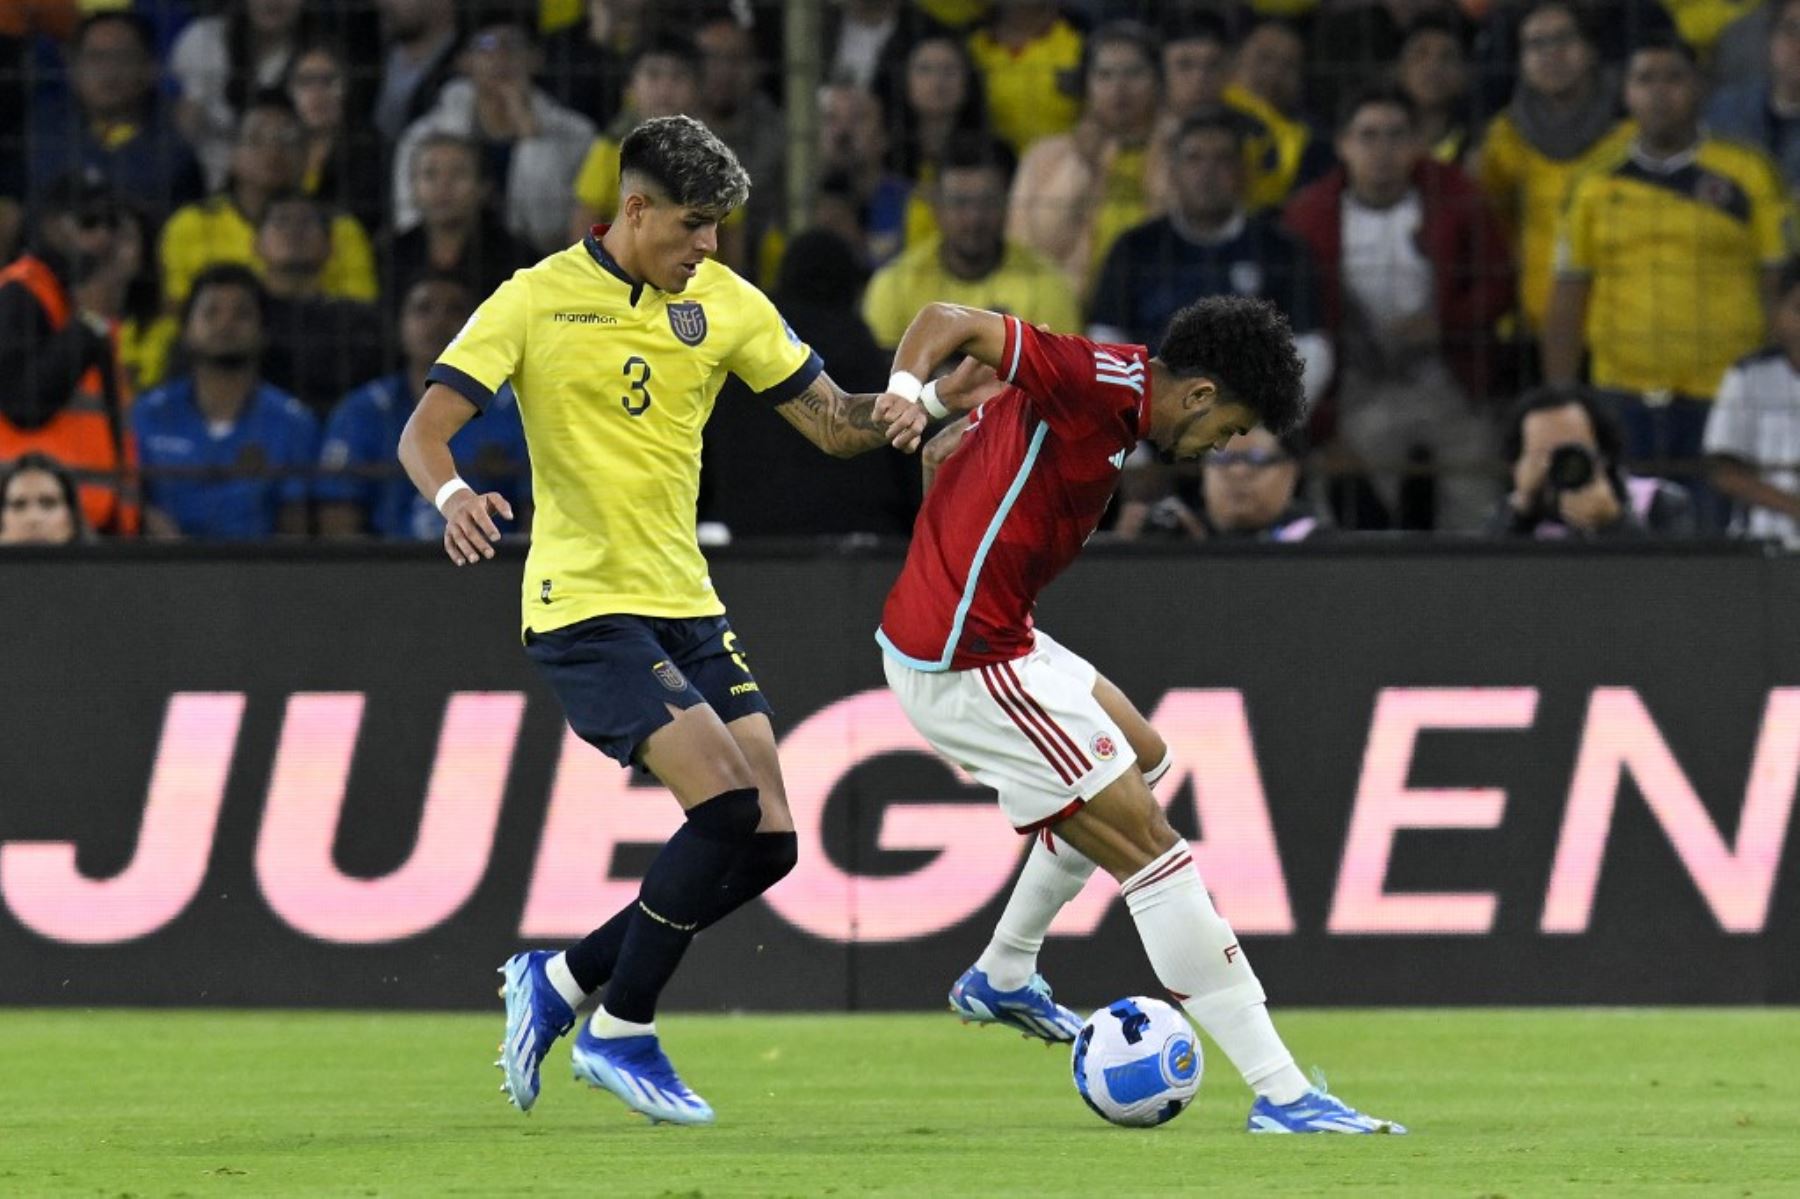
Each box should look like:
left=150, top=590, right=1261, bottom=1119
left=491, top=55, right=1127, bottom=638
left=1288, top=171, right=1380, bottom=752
left=1247, top=1072, right=1407, bottom=1134
left=571, top=1025, right=716, bottom=1126
left=494, top=951, right=575, bottom=1113
left=948, top=966, right=1083, bottom=1043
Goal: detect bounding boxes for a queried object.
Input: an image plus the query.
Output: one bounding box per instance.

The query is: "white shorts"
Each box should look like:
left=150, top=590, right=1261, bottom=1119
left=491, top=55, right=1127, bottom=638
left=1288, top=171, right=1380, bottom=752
left=883, top=629, right=1135, bottom=833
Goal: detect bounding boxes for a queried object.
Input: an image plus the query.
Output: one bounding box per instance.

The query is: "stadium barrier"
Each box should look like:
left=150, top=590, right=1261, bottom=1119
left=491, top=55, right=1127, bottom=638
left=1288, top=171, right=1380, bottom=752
left=3, top=542, right=1796, bottom=1009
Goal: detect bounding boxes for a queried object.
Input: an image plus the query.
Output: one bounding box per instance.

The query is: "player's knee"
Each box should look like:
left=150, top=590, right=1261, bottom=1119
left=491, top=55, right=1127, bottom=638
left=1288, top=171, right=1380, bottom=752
left=685, top=786, right=762, bottom=844
left=1140, top=741, right=1172, bottom=787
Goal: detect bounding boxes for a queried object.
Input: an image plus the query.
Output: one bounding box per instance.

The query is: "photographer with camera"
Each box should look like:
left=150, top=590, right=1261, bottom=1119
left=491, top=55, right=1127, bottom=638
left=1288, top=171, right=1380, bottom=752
left=1490, top=386, right=1695, bottom=538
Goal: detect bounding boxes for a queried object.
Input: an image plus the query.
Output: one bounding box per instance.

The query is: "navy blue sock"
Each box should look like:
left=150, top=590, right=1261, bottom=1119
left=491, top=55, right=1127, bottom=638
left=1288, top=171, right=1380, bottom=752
left=600, top=788, right=761, bottom=1024
left=563, top=831, right=798, bottom=995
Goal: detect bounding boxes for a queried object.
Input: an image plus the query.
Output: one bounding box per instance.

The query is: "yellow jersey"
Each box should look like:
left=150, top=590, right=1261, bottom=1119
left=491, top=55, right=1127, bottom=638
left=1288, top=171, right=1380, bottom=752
left=861, top=237, right=1081, bottom=349
left=1556, top=137, right=1792, bottom=397
left=157, top=195, right=376, bottom=305
left=1478, top=115, right=1635, bottom=331
left=967, top=19, right=1084, bottom=152
left=1222, top=87, right=1315, bottom=212
left=430, top=231, right=821, bottom=634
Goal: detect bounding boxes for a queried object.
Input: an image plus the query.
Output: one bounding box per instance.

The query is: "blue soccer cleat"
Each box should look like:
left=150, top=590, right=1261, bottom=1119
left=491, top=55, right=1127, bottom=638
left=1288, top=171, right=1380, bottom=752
left=494, top=951, right=575, bottom=1113
left=1247, top=1071, right=1407, bottom=1134
left=948, top=966, right=1084, bottom=1043
left=571, top=1025, right=716, bottom=1126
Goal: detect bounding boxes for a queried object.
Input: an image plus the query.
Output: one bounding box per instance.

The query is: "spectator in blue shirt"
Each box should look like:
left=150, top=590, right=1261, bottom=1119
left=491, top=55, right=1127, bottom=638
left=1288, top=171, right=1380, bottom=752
left=133, top=264, right=318, bottom=539
left=1088, top=113, right=1332, bottom=408
left=30, top=13, right=204, bottom=225
left=317, top=273, right=529, bottom=540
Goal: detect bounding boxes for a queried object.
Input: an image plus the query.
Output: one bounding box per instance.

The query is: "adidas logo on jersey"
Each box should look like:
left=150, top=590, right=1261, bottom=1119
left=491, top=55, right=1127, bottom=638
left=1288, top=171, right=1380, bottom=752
left=1108, top=449, right=1127, bottom=470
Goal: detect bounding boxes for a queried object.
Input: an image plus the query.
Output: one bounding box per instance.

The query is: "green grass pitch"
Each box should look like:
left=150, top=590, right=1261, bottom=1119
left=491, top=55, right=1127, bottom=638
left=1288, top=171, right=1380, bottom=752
left=4, top=1009, right=1797, bottom=1197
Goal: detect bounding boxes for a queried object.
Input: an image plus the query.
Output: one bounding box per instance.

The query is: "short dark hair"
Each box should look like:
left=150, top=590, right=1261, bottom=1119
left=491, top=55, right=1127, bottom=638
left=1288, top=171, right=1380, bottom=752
left=1080, top=20, right=1162, bottom=93
left=936, top=131, right=1017, bottom=185
left=1517, top=0, right=1596, bottom=49
left=1500, top=386, right=1624, bottom=465
left=1158, top=297, right=1307, bottom=435
left=240, top=87, right=299, bottom=124
left=1337, top=82, right=1416, bottom=133
left=403, top=270, right=476, bottom=308
left=1160, top=10, right=1235, bottom=50
left=1242, top=15, right=1303, bottom=45
left=1171, top=112, right=1246, bottom=154
left=181, top=262, right=267, bottom=331
left=72, top=10, right=153, bottom=54
left=257, top=190, right=327, bottom=230
left=1400, top=12, right=1469, bottom=53
left=619, top=114, right=751, bottom=217
left=411, top=130, right=489, bottom=180
left=630, top=32, right=702, bottom=78
left=1629, top=31, right=1700, bottom=70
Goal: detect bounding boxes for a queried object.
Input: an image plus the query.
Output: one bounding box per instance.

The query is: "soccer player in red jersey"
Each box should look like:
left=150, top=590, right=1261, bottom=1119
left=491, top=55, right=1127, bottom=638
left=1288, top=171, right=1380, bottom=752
left=871, top=297, right=1406, bottom=1133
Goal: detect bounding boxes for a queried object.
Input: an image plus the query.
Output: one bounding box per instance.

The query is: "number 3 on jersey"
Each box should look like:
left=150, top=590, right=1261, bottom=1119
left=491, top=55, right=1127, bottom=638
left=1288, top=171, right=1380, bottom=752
left=622, top=356, right=653, bottom=416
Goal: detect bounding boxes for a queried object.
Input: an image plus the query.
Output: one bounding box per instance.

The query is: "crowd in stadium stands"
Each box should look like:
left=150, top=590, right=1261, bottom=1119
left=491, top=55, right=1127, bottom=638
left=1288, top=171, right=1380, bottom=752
left=6, top=0, right=1800, bottom=547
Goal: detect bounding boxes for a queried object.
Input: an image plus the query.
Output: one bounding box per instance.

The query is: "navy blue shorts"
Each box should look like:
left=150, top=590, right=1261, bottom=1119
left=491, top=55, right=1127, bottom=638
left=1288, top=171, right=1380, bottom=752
left=524, top=613, right=773, bottom=767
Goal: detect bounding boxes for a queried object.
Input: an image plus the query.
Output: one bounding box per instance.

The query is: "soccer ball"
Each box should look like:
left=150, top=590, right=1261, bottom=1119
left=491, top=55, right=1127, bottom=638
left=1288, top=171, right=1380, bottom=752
left=1071, top=997, right=1202, bottom=1127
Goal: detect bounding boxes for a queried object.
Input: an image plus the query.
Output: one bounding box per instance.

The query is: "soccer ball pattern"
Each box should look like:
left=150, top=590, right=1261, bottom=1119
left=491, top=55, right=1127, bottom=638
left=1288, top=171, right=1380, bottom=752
left=1071, top=997, right=1203, bottom=1127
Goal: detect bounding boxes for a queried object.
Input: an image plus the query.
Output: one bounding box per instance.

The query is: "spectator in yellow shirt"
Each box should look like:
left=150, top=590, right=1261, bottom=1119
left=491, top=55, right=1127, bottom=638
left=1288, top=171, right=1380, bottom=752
left=158, top=92, right=376, bottom=307
left=1474, top=0, right=1632, bottom=336
left=966, top=0, right=1083, bottom=152
left=1008, top=21, right=1162, bottom=298
left=863, top=132, right=1079, bottom=348
left=1545, top=35, right=1792, bottom=508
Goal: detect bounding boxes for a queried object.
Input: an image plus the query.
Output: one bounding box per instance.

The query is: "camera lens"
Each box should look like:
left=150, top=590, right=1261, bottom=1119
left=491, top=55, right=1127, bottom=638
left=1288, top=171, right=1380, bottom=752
left=1546, top=444, right=1595, bottom=491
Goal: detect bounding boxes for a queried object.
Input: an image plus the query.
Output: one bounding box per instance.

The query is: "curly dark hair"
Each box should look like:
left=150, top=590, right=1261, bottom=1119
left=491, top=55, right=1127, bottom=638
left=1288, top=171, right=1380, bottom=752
left=1157, top=297, right=1307, bottom=435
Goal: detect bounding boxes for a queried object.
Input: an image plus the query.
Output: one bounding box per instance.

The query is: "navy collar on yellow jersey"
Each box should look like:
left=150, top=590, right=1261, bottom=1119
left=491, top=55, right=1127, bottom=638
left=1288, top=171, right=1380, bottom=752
left=583, top=224, right=645, bottom=306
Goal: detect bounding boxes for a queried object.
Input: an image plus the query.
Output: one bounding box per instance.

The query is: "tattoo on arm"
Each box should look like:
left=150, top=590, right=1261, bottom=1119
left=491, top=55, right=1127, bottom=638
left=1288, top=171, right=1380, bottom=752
left=775, top=373, right=887, bottom=457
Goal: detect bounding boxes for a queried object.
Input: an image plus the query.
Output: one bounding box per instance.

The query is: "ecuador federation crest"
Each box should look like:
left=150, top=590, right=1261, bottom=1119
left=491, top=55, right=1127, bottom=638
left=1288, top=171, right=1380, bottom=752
left=667, top=301, right=708, bottom=346
left=652, top=659, right=689, bottom=691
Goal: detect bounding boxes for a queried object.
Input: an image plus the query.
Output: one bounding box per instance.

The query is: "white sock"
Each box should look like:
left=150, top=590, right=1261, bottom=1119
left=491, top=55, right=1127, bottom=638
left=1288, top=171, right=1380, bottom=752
left=545, top=952, right=588, bottom=1011
left=1121, top=844, right=1310, bottom=1105
left=588, top=1006, right=655, bottom=1039
left=975, top=833, right=1097, bottom=990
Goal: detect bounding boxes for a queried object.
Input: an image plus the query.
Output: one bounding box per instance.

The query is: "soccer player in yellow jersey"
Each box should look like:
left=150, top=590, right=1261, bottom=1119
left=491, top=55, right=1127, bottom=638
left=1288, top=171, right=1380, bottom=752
left=1544, top=35, right=1792, bottom=506
left=398, top=115, right=927, bottom=1125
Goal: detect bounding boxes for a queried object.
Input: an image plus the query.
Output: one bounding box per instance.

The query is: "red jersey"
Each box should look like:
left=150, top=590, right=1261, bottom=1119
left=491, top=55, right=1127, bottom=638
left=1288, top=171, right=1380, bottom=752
left=877, top=316, right=1151, bottom=671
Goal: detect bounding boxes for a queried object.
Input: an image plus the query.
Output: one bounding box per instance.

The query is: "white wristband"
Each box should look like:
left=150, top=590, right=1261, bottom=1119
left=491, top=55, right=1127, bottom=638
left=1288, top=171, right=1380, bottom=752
left=886, top=370, right=923, bottom=403
left=434, top=477, right=473, bottom=514
left=920, top=380, right=949, bottom=420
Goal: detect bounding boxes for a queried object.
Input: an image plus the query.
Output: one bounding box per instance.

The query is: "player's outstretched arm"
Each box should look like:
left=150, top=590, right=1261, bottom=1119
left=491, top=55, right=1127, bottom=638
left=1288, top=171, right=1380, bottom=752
left=398, top=382, right=514, bottom=566
left=774, top=371, right=928, bottom=458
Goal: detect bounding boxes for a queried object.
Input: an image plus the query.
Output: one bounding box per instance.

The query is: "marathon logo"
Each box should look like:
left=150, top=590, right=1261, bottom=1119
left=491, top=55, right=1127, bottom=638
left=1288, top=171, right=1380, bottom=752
left=553, top=311, right=617, bottom=324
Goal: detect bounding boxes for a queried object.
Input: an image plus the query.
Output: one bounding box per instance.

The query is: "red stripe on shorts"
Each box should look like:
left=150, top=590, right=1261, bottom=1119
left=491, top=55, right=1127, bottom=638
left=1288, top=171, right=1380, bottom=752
left=979, top=663, right=1076, bottom=786
left=988, top=662, right=1087, bottom=782
left=1001, top=661, right=1092, bottom=774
